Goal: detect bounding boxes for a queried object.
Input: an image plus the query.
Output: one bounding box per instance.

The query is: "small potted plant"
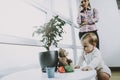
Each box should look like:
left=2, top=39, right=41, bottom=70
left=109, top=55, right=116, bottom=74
left=33, top=15, right=66, bottom=72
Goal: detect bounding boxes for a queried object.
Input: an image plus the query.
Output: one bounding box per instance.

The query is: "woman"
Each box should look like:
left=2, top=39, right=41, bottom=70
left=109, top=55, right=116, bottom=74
left=77, top=0, right=99, bottom=49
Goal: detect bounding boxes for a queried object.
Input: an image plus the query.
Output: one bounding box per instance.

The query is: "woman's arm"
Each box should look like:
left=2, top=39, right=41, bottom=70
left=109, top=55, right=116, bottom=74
left=77, top=13, right=82, bottom=25
left=87, top=8, right=99, bottom=25
left=92, top=8, right=99, bottom=23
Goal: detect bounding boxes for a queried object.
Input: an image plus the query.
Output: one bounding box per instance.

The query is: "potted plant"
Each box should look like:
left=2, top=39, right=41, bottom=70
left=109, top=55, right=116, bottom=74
left=33, top=15, right=66, bottom=72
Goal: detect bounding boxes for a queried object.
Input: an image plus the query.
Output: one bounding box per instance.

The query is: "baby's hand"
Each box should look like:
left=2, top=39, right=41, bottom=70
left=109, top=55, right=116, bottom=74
left=81, top=66, right=93, bottom=71
left=74, top=66, right=80, bottom=69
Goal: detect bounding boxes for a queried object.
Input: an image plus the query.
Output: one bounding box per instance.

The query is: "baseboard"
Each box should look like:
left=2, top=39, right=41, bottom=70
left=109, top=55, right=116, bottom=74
left=109, top=67, right=120, bottom=71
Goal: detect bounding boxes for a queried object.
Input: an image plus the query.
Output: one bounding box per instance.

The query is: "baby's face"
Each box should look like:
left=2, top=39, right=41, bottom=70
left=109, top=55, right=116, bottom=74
left=82, top=39, right=94, bottom=54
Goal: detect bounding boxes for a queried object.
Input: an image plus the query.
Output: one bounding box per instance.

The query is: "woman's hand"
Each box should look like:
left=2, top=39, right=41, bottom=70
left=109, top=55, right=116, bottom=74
left=81, top=18, right=88, bottom=26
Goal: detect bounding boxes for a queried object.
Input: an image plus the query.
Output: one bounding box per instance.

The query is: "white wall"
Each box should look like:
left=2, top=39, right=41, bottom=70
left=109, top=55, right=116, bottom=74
left=90, top=0, right=120, bottom=67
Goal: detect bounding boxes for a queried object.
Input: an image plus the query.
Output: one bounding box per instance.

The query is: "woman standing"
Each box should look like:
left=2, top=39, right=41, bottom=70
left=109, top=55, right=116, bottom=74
left=77, top=0, right=99, bottom=49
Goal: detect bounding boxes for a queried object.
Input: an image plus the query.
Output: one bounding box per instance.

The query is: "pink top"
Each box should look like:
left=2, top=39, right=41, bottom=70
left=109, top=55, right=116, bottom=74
left=77, top=8, right=99, bottom=32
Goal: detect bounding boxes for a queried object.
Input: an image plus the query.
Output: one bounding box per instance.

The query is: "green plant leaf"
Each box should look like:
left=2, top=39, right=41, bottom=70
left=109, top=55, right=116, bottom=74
left=32, top=15, right=66, bottom=51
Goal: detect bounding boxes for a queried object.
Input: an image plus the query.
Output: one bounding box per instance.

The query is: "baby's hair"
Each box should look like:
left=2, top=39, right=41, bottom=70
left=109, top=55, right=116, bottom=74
left=81, top=32, right=98, bottom=46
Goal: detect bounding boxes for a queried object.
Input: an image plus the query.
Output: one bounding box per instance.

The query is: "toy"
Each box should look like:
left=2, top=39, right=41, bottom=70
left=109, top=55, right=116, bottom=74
left=58, top=48, right=74, bottom=72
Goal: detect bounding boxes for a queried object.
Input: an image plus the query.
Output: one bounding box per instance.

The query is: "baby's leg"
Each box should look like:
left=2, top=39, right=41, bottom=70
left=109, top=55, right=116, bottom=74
left=97, top=72, right=110, bottom=80
left=97, top=66, right=111, bottom=80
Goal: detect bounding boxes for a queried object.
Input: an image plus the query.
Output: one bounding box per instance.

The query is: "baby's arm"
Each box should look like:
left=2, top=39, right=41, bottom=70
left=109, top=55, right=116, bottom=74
left=88, top=52, right=102, bottom=69
left=74, top=53, right=84, bottom=69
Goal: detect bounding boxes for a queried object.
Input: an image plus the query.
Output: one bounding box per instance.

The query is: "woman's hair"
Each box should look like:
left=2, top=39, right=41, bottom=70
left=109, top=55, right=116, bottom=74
left=81, top=32, right=98, bottom=46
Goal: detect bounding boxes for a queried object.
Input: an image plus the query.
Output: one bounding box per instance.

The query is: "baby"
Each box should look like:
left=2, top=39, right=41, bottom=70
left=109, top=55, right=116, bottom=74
left=75, top=32, right=111, bottom=80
